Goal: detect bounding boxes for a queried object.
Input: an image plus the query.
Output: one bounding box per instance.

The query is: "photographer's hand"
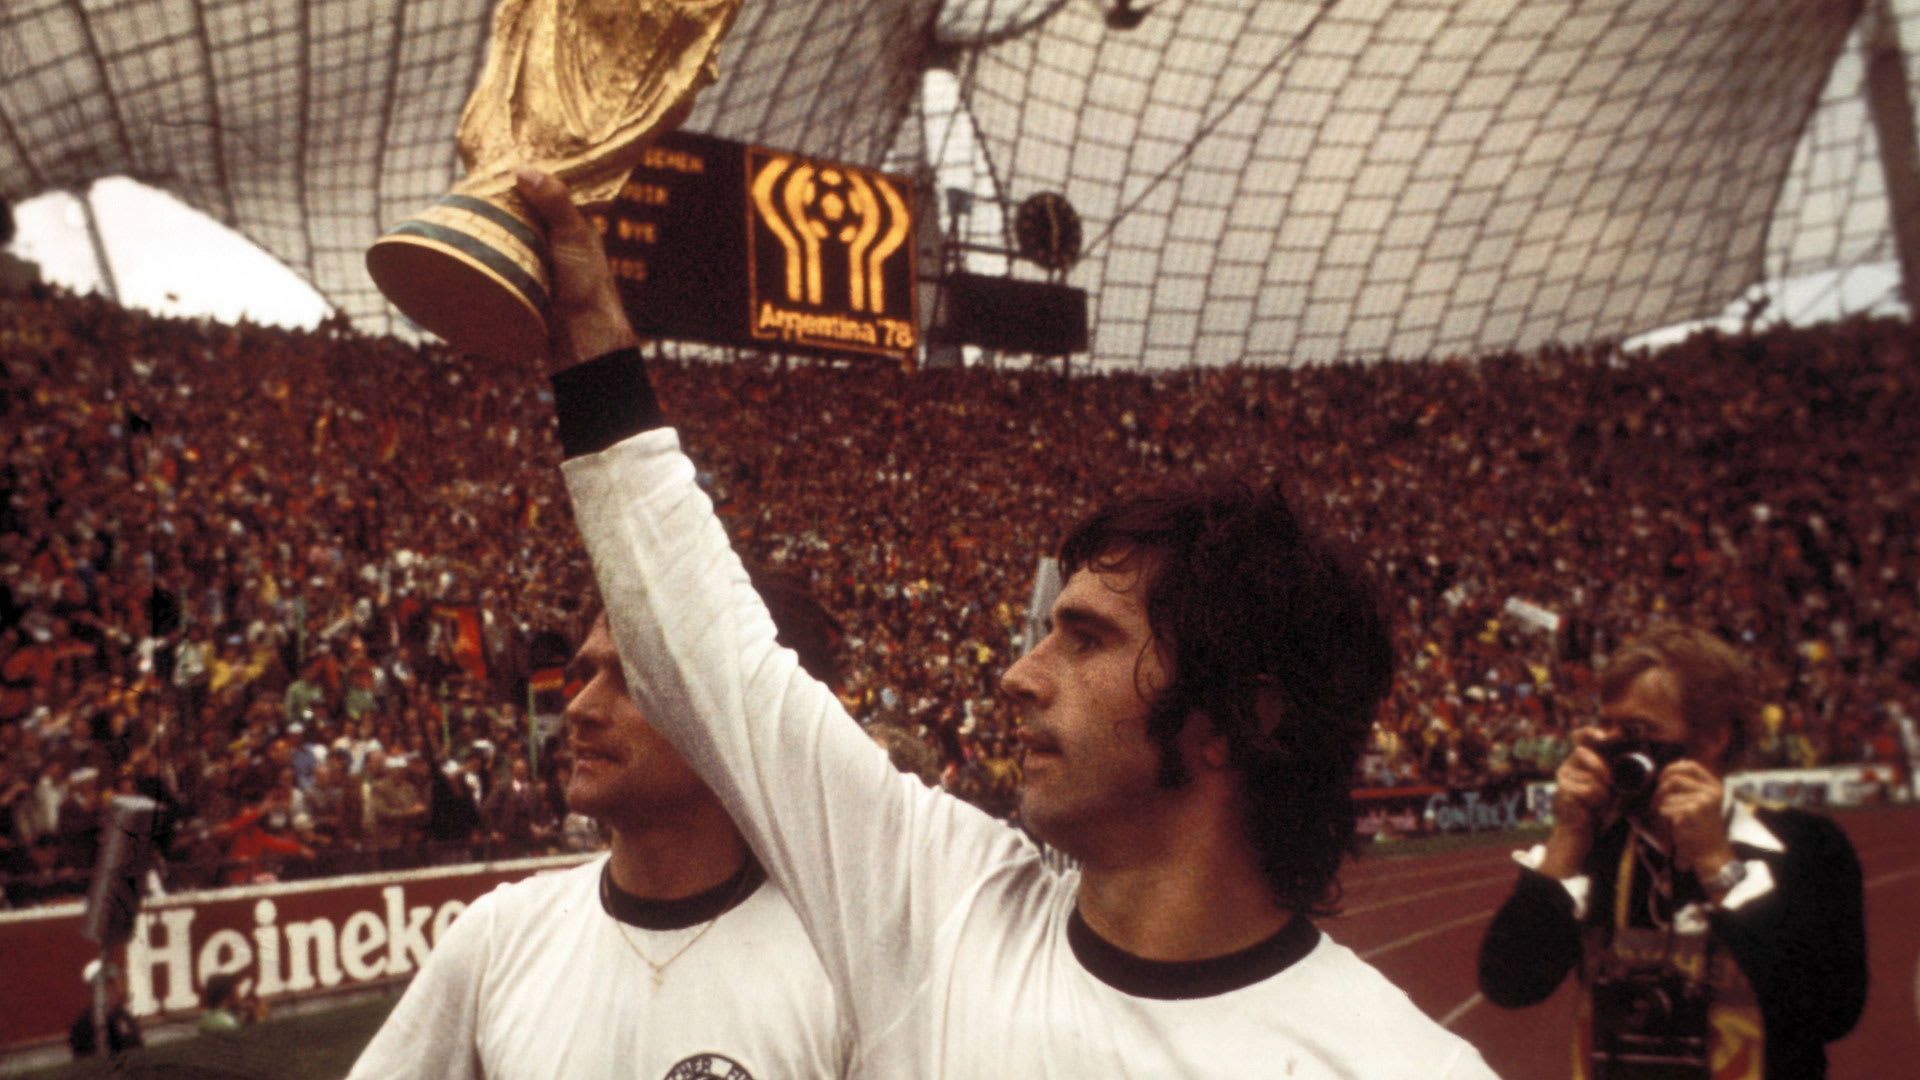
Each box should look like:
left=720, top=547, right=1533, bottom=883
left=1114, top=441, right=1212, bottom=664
left=1653, top=760, right=1734, bottom=877
left=1539, top=727, right=1612, bottom=879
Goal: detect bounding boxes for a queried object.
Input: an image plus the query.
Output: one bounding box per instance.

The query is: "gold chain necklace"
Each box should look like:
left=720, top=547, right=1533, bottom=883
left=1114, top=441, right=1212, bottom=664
left=600, top=864, right=752, bottom=987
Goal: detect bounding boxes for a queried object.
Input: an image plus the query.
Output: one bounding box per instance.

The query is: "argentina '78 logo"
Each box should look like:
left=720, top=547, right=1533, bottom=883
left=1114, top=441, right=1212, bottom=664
left=745, top=148, right=917, bottom=359
left=664, top=1053, right=754, bottom=1080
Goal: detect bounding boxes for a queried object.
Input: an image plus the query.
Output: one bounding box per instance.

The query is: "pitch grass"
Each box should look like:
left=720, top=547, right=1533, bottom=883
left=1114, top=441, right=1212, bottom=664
left=15, top=997, right=398, bottom=1080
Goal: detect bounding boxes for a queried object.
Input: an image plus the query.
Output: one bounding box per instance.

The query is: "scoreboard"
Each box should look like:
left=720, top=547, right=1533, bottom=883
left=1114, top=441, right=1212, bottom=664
left=596, top=130, right=919, bottom=362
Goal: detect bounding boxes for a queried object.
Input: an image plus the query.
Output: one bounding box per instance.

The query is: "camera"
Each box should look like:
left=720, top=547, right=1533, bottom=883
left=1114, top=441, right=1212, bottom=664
left=1602, top=738, right=1687, bottom=812
left=1589, top=968, right=1712, bottom=1077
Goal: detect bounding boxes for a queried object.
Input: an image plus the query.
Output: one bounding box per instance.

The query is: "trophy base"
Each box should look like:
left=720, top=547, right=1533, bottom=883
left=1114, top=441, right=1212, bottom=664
left=367, top=193, right=550, bottom=361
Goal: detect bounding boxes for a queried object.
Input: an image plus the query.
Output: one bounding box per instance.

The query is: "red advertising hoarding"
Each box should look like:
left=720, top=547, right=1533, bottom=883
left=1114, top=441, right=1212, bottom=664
left=0, top=854, right=592, bottom=1052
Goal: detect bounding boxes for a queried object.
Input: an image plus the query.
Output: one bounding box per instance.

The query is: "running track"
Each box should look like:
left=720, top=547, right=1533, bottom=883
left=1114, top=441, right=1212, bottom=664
left=1321, top=805, right=1920, bottom=1077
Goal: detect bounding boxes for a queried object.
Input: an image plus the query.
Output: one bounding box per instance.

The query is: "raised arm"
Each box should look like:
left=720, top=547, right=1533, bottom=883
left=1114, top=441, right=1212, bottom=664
left=515, top=170, right=1035, bottom=1027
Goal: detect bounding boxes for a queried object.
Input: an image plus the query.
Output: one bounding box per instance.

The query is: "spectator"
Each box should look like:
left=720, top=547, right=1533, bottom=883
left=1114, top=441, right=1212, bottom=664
left=4, top=834, right=85, bottom=907
left=423, top=753, right=484, bottom=858
left=299, top=753, right=349, bottom=840
left=4, top=281, right=1918, bottom=892
left=374, top=756, right=430, bottom=851
left=215, top=790, right=314, bottom=885
left=196, top=972, right=263, bottom=1035
left=483, top=756, right=554, bottom=851
left=1, top=758, right=32, bottom=854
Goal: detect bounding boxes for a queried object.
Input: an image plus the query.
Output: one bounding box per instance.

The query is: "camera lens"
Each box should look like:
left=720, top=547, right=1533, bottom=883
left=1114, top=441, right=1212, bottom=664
left=1610, top=751, right=1657, bottom=797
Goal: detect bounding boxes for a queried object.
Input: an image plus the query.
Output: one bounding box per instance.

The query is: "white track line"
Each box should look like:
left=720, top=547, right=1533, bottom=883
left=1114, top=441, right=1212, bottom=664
left=1358, top=909, right=1493, bottom=960
left=1856, top=858, right=1920, bottom=1035
left=1340, top=871, right=1513, bottom=917
left=1349, top=848, right=1519, bottom=887
left=1866, top=864, right=1920, bottom=890
left=1439, top=991, right=1484, bottom=1029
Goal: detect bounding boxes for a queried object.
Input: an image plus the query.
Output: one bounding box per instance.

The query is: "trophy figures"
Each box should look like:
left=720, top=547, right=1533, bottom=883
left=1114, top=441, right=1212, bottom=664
left=367, top=0, right=741, bottom=359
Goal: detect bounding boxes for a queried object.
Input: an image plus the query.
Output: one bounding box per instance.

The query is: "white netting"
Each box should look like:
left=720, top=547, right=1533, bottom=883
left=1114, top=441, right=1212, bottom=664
left=0, top=0, right=1910, bottom=366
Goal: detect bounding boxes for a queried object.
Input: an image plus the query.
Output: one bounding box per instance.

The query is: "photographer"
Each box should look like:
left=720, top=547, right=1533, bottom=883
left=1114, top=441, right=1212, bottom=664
left=196, top=972, right=266, bottom=1035
left=1477, top=626, right=1867, bottom=1078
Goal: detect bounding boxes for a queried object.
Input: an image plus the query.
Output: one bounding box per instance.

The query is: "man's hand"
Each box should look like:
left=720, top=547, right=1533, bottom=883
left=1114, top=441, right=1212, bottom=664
left=1652, top=760, right=1735, bottom=877
left=1537, top=726, right=1613, bottom=878
left=514, top=168, right=638, bottom=372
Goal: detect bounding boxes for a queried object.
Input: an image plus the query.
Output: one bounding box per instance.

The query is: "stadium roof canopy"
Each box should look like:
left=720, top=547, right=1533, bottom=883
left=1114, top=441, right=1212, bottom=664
left=0, top=0, right=1912, bottom=367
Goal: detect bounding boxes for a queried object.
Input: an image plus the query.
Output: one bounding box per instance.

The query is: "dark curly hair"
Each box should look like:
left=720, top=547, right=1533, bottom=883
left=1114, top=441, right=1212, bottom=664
left=1058, top=480, right=1392, bottom=916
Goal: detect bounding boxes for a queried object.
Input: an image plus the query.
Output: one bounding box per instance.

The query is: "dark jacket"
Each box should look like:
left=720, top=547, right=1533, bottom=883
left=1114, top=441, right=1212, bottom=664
left=1478, top=806, right=1867, bottom=1078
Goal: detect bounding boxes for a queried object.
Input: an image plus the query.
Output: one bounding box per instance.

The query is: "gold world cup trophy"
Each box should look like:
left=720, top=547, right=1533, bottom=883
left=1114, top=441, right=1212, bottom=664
left=367, top=0, right=742, bottom=360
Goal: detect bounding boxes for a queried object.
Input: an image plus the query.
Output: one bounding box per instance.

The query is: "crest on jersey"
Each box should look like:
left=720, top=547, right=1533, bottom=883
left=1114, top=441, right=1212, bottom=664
left=663, top=1053, right=754, bottom=1080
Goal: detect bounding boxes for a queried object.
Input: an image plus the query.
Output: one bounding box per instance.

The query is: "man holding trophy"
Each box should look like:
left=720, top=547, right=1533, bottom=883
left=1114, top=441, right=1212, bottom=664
left=368, top=0, right=1494, bottom=1073
left=1478, top=626, right=1868, bottom=1078
left=501, top=169, right=1493, bottom=1078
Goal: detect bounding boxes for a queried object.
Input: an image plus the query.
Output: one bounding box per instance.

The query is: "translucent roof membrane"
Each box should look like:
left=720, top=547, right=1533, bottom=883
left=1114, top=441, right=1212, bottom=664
left=0, top=0, right=1908, bottom=366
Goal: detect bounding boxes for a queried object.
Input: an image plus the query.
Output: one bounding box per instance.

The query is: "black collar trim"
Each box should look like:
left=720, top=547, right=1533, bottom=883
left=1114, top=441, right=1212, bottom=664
left=1068, top=908, right=1320, bottom=1000
left=597, top=855, right=765, bottom=931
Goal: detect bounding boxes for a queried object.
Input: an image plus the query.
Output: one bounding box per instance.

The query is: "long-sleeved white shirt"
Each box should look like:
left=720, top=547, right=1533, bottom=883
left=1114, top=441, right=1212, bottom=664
left=566, top=426, right=1496, bottom=1078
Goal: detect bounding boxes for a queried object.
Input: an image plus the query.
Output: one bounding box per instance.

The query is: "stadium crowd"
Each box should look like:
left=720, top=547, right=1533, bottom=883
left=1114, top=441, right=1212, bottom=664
left=3, top=282, right=1917, bottom=903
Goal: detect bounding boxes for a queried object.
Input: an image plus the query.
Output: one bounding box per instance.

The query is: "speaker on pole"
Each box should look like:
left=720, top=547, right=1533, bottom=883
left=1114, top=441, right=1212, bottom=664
left=83, top=794, right=160, bottom=950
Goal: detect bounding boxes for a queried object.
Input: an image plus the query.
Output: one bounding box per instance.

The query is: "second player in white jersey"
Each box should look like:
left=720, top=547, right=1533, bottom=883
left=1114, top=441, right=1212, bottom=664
left=350, top=854, right=846, bottom=1080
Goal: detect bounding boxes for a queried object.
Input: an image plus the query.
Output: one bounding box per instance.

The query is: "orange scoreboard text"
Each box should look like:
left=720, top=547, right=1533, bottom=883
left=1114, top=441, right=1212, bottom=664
left=601, top=130, right=918, bottom=362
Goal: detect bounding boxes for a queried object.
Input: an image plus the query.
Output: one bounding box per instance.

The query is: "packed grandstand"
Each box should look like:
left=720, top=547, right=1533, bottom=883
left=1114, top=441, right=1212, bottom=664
left=6, top=3, right=1920, bottom=1076
left=4, top=280, right=1916, bottom=904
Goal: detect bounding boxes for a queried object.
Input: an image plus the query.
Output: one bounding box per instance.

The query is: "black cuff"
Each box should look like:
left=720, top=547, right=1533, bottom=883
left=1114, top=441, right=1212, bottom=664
left=550, top=347, right=665, bottom=459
